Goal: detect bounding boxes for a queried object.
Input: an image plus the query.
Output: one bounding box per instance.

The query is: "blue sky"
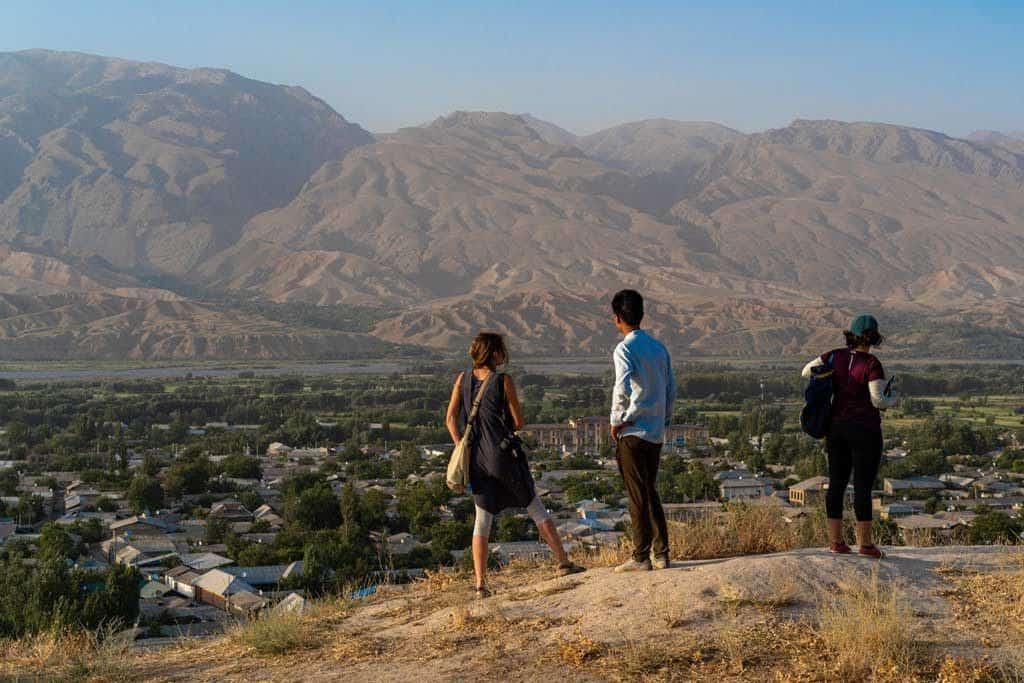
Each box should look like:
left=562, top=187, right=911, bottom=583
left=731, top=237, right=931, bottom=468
left=2, top=1, right=1022, bottom=136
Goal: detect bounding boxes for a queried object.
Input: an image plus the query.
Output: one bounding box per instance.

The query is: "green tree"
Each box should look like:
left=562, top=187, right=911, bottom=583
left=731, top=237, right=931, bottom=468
left=302, top=531, right=375, bottom=591
left=0, top=468, right=18, bottom=496
left=391, top=444, right=422, bottom=479
left=968, top=511, right=1023, bottom=544
left=204, top=516, right=230, bottom=544
left=127, top=475, right=165, bottom=514
left=94, top=495, right=119, bottom=513
left=222, top=454, right=262, bottom=479
left=494, top=515, right=535, bottom=542
left=360, top=489, right=389, bottom=531
left=285, top=484, right=342, bottom=531
left=37, top=524, right=76, bottom=561
left=163, top=456, right=212, bottom=499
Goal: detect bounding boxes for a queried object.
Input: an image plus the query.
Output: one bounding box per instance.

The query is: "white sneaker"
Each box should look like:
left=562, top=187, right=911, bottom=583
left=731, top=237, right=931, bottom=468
left=651, top=555, right=670, bottom=570
left=614, top=557, right=652, bottom=573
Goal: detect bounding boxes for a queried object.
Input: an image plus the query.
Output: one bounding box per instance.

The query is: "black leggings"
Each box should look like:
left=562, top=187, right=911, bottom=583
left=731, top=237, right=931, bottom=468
left=825, top=422, right=883, bottom=522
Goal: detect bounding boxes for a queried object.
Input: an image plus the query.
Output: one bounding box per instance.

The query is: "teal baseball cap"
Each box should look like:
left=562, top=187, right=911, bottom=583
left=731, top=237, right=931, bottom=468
left=850, top=314, right=879, bottom=335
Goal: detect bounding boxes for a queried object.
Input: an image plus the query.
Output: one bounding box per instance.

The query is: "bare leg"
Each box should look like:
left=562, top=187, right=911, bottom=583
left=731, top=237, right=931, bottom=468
left=537, top=519, right=569, bottom=565
left=827, top=518, right=844, bottom=544
left=854, top=521, right=873, bottom=548
left=472, top=535, right=489, bottom=589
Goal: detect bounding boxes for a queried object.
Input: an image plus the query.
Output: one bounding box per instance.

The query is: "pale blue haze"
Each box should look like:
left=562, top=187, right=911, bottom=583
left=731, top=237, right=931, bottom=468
left=0, top=1, right=1021, bottom=136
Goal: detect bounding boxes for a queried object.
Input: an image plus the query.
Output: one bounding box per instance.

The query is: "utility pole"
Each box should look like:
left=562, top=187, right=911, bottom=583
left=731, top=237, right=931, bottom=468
left=758, top=379, right=766, bottom=457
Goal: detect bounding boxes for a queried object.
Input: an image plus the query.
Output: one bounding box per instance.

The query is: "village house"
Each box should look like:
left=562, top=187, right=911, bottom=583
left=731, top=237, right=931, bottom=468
left=789, top=477, right=855, bottom=507
left=894, top=514, right=965, bottom=541
left=192, top=569, right=256, bottom=610
left=662, top=502, right=721, bottom=521
left=385, top=532, right=422, bottom=556
left=883, top=477, right=946, bottom=496
left=164, top=565, right=202, bottom=598
left=178, top=551, right=234, bottom=572
left=110, top=514, right=180, bottom=537
left=714, top=469, right=753, bottom=482
left=575, top=499, right=610, bottom=519
left=208, top=500, right=252, bottom=523
left=879, top=502, right=919, bottom=520
left=523, top=419, right=708, bottom=455
left=252, top=504, right=285, bottom=529
left=720, top=477, right=773, bottom=501
left=788, top=476, right=829, bottom=507
left=663, top=424, right=711, bottom=453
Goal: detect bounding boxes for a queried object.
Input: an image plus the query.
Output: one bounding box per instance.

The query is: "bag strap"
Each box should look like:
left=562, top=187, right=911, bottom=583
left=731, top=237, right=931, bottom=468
left=464, top=371, right=495, bottom=432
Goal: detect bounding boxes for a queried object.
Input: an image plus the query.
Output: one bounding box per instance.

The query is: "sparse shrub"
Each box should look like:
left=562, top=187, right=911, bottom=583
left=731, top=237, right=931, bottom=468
left=230, top=610, right=321, bottom=656
left=816, top=572, right=922, bottom=681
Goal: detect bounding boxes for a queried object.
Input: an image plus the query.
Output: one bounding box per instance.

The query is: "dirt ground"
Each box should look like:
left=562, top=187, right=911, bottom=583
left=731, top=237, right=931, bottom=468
left=96, top=545, right=1023, bottom=682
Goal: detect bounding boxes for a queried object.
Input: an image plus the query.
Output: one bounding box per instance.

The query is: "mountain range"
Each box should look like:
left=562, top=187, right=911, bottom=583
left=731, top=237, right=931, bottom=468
left=1, top=49, right=1022, bottom=360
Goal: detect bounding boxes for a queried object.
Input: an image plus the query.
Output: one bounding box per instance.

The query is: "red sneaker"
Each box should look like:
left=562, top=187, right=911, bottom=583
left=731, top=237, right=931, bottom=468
left=859, top=545, right=885, bottom=559
left=829, top=541, right=852, bottom=554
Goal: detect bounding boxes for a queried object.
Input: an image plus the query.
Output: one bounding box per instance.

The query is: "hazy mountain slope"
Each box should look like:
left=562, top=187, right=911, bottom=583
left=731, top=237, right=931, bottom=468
left=578, top=119, right=743, bottom=175
left=518, top=113, right=580, bottom=147
left=671, top=120, right=1024, bottom=300
left=968, top=129, right=1024, bottom=154
left=0, top=49, right=372, bottom=275
left=0, top=291, right=395, bottom=360
left=2, top=51, right=1023, bottom=359
left=207, top=111, right=761, bottom=306
left=206, top=113, right=1024, bottom=357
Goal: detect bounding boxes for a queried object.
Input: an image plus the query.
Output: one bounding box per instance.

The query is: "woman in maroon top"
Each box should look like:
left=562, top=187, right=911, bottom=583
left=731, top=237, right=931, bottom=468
left=802, top=315, right=898, bottom=559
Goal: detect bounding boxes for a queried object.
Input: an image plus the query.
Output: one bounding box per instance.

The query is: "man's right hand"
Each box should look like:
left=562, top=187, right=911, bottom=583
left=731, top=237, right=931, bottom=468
left=610, top=422, right=633, bottom=442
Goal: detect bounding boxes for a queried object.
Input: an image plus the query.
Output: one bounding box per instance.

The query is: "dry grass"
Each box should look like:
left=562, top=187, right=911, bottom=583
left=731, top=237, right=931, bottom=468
left=719, top=570, right=801, bottom=609
left=229, top=609, right=323, bottom=656
left=554, top=629, right=605, bottom=667
left=584, top=502, right=829, bottom=569
left=0, top=625, right=135, bottom=681
left=941, top=552, right=1024, bottom=681
left=816, top=571, right=924, bottom=681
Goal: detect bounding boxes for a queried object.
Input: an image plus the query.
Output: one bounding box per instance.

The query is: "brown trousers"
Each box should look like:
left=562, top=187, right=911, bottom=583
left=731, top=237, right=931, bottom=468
left=616, top=435, right=669, bottom=562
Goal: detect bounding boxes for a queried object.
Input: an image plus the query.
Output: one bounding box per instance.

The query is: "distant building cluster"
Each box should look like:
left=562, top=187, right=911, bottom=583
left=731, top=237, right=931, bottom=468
left=522, top=417, right=709, bottom=455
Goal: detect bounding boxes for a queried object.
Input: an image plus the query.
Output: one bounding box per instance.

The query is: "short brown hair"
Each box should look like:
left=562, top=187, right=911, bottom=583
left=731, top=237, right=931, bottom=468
left=469, top=332, right=508, bottom=369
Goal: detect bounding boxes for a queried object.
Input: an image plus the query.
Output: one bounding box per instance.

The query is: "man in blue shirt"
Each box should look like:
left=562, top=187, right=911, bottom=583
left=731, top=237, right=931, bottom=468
left=609, top=289, right=675, bottom=572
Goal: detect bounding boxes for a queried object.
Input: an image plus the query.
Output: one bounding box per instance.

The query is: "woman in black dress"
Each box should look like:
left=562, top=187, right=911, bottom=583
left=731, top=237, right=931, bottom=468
left=446, top=332, right=584, bottom=598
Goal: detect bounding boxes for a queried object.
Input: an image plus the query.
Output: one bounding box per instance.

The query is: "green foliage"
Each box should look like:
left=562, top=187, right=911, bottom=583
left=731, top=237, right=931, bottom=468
left=391, top=444, right=422, bottom=479
left=285, top=483, right=341, bottom=531
left=903, top=417, right=998, bottom=457
left=163, top=455, right=213, bottom=499
left=0, top=554, right=140, bottom=638
left=968, top=511, right=1023, bottom=544
left=302, top=531, right=376, bottom=592
left=221, top=454, right=262, bottom=479
left=659, top=459, right=719, bottom=503
left=205, top=516, right=230, bottom=544
left=560, top=474, right=618, bottom=505
left=38, top=523, right=77, bottom=561
left=235, top=541, right=279, bottom=566
left=126, top=474, right=164, bottom=514
left=395, top=481, right=448, bottom=534
left=93, top=495, right=119, bottom=512
left=494, top=515, right=536, bottom=542
left=0, top=468, right=18, bottom=496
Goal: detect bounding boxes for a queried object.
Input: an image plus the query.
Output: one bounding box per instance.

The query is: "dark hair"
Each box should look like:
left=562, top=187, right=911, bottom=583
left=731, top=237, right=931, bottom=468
left=469, top=332, right=508, bottom=369
left=844, top=329, right=884, bottom=349
left=611, top=289, right=644, bottom=327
